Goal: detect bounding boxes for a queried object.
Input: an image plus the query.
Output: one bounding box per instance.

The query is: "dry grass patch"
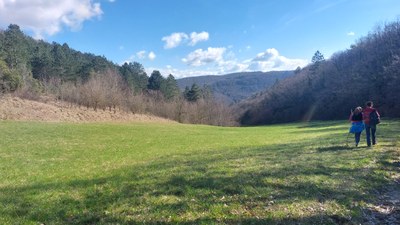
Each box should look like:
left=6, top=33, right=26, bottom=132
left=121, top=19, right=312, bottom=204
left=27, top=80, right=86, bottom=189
left=0, top=95, right=173, bottom=123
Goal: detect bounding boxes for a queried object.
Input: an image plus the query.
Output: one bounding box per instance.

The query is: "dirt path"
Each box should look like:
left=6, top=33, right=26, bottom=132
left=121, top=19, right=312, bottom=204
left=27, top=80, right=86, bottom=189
left=363, top=181, right=400, bottom=224
left=363, top=158, right=400, bottom=224
left=0, top=95, right=174, bottom=123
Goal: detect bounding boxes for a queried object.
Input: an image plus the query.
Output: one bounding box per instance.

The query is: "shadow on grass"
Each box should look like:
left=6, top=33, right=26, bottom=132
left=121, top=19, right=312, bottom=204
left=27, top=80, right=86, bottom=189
left=120, top=215, right=352, bottom=225
left=316, top=145, right=353, bottom=152
left=1, top=121, right=399, bottom=224
left=0, top=166, right=365, bottom=224
left=0, top=144, right=387, bottom=224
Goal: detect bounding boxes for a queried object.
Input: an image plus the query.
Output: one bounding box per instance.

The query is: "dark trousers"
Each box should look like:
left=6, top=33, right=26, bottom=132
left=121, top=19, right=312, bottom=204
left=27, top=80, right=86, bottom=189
left=355, top=132, right=361, bottom=146
left=365, top=124, right=376, bottom=146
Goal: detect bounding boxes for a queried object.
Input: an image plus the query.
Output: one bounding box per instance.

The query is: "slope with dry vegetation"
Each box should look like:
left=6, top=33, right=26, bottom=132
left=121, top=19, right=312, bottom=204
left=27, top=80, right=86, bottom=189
left=0, top=95, right=173, bottom=123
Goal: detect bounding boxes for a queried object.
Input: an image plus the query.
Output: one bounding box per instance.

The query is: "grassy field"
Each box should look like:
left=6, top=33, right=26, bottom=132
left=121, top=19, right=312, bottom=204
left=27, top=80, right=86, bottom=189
left=0, top=120, right=399, bottom=224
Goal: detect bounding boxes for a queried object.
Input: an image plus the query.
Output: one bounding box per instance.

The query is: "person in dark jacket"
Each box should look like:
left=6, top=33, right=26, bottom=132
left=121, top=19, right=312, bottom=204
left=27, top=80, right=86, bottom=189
left=363, top=101, right=380, bottom=146
left=349, top=106, right=364, bottom=147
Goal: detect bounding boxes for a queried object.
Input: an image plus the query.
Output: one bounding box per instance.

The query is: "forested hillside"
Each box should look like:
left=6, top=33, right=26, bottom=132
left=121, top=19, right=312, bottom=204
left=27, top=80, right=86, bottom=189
left=0, top=24, right=235, bottom=126
left=0, top=25, right=115, bottom=85
left=177, top=71, right=294, bottom=104
left=239, top=20, right=400, bottom=125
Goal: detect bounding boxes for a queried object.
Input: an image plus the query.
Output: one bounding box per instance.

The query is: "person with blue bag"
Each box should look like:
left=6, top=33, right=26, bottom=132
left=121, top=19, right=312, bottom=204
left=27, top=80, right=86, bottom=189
left=349, top=106, right=364, bottom=147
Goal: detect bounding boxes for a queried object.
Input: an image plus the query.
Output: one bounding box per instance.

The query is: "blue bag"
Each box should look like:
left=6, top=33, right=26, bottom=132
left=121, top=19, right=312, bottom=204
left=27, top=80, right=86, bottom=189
left=349, top=122, right=364, bottom=133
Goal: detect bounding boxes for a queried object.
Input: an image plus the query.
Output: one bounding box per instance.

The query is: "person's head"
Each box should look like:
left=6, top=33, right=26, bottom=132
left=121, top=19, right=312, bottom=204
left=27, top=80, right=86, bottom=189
left=354, top=106, right=362, bottom=114
left=366, top=101, right=373, bottom=107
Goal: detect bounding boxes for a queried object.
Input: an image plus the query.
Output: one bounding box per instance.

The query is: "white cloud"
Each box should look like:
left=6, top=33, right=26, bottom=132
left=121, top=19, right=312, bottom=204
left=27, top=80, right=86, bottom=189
left=146, top=66, right=217, bottom=79
left=0, top=0, right=103, bottom=39
left=162, top=32, right=189, bottom=49
left=136, top=50, right=147, bottom=59
left=189, top=31, right=209, bottom=46
left=179, top=47, right=307, bottom=75
left=347, top=31, right=355, bottom=36
left=182, top=47, right=226, bottom=67
left=217, top=60, right=248, bottom=74
left=122, top=50, right=156, bottom=63
left=252, top=48, right=280, bottom=62
left=247, top=48, right=308, bottom=71
left=148, top=47, right=308, bottom=79
left=162, top=31, right=209, bottom=49
left=148, top=51, right=156, bottom=61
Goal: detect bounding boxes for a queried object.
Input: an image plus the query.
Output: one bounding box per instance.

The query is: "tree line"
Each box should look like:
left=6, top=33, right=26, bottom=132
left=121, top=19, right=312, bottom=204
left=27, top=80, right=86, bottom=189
left=0, top=24, right=236, bottom=126
left=238, top=20, right=400, bottom=125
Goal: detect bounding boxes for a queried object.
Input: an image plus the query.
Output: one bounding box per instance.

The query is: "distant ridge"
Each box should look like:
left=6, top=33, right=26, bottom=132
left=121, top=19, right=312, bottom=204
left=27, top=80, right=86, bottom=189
left=177, top=71, right=294, bottom=104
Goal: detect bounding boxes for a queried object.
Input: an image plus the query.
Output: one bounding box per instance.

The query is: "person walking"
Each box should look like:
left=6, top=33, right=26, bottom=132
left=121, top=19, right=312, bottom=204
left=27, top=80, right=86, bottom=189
left=349, top=106, right=364, bottom=147
left=363, top=101, right=380, bottom=147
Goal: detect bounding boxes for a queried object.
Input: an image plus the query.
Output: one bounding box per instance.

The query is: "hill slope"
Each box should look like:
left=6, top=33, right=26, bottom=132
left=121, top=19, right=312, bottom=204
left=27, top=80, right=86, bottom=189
left=177, top=71, right=294, bottom=103
left=0, top=96, right=172, bottom=123
left=238, top=20, right=400, bottom=125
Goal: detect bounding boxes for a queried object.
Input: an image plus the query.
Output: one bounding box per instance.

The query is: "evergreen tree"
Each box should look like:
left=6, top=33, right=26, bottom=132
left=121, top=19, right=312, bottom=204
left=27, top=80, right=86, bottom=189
left=3, top=24, right=29, bottom=70
left=312, top=50, right=325, bottom=64
left=310, top=50, right=325, bottom=73
left=0, top=30, right=5, bottom=61
left=0, top=59, right=21, bottom=92
left=131, top=62, right=148, bottom=92
left=163, top=74, right=180, bottom=100
left=147, top=70, right=165, bottom=91
left=184, top=83, right=202, bottom=102
left=50, top=43, right=67, bottom=78
left=120, top=62, right=148, bottom=93
left=30, top=40, right=52, bottom=80
left=183, top=86, right=190, bottom=99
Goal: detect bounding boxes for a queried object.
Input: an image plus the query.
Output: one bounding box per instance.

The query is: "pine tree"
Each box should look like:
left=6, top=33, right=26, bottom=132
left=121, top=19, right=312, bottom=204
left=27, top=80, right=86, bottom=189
left=185, top=83, right=201, bottom=102
left=0, top=59, right=21, bottom=92
left=3, top=24, right=29, bottom=70
left=147, top=70, right=165, bottom=91
left=163, top=74, right=180, bottom=100
left=310, top=50, right=325, bottom=74
left=312, top=50, right=325, bottom=64
left=120, top=62, right=148, bottom=93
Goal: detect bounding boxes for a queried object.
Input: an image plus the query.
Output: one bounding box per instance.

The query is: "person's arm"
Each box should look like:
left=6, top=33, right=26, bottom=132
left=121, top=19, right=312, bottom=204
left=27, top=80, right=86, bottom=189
left=349, top=109, right=353, bottom=121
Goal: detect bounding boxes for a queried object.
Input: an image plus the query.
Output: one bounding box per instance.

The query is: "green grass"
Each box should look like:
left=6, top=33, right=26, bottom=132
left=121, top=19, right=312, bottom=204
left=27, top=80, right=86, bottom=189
left=0, top=120, right=399, bottom=224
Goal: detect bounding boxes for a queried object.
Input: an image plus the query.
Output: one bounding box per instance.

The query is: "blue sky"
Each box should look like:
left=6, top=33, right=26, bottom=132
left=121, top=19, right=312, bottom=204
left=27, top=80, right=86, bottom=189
left=0, top=0, right=399, bottom=78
